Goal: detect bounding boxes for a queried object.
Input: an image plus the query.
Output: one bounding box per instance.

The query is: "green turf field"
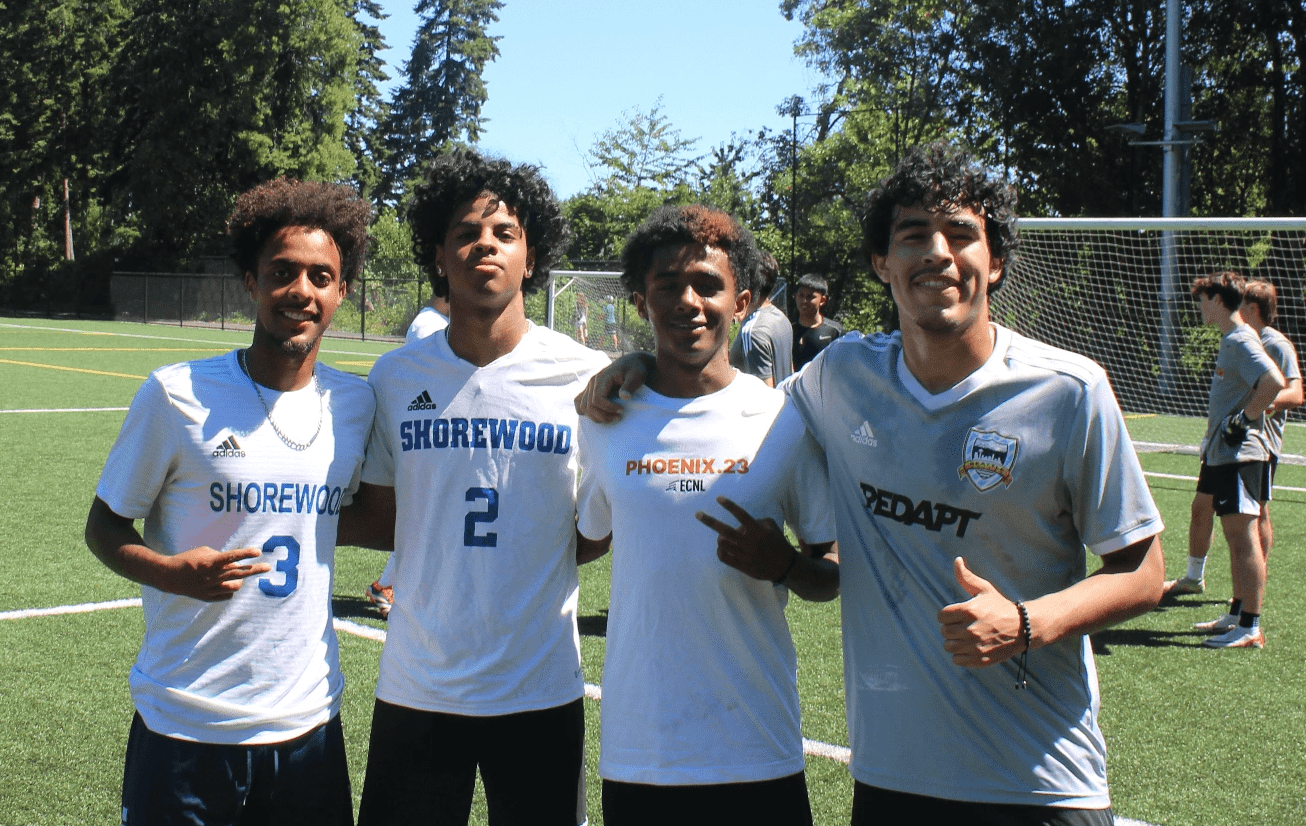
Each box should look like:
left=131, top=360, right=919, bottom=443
left=2, top=317, right=1304, bottom=825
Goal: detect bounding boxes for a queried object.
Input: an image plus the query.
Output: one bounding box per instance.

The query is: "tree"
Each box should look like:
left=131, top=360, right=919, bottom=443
left=585, top=99, right=703, bottom=191
left=380, top=0, right=502, bottom=204
left=345, top=0, right=394, bottom=200
left=108, top=0, right=365, bottom=267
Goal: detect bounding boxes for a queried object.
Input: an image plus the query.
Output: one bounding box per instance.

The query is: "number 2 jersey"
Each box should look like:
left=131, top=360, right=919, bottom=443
left=95, top=351, right=375, bottom=744
left=361, top=323, right=610, bottom=716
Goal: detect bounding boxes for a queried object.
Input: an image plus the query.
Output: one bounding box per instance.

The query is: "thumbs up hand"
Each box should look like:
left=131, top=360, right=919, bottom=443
left=936, top=557, right=1027, bottom=668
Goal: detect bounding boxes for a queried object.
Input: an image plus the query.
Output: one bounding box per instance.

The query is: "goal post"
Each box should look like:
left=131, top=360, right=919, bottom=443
left=993, top=218, right=1306, bottom=454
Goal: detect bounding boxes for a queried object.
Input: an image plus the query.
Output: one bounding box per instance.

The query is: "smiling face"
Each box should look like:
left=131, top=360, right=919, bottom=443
left=435, top=192, right=535, bottom=315
left=794, top=284, right=828, bottom=324
left=634, top=243, right=750, bottom=394
left=871, top=203, right=1002, bottom=339
left=244, top=226, right=345, bottom=357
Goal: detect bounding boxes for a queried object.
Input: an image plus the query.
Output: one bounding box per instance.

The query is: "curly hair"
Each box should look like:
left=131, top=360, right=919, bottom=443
left=1190, top=271, right=1247, bottom=312
left=620, top=205, right=762, bottom=299
left=407, top=148, right=571, bottom=298
left=862, top=143, right=1019, bottom=294
left=228, top=178, right=371, bottom=285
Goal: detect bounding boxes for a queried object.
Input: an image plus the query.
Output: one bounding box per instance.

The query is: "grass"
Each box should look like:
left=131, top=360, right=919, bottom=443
left=3, top=316, right=1306, bottom=825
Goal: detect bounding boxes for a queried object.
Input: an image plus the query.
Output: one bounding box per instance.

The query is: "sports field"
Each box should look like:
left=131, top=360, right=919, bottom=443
left=2, top=317, right=1304, bottom=826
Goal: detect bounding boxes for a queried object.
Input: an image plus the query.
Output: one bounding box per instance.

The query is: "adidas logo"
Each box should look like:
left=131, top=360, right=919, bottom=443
left=408, top=390, right=437, bottom=411
left=212, top=435, right=246, bottom=458
left=850, top=421, right=878, bottom=447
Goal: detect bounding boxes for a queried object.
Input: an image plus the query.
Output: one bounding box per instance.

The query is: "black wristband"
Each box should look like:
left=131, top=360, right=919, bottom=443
left=774, top=550, right=800, bottom=585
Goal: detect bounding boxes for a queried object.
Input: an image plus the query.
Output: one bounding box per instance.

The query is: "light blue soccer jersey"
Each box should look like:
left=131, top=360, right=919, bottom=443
left=787, top=325, right=1162, bottom=808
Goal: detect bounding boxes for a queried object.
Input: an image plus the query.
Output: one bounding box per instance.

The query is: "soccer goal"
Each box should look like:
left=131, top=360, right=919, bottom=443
left=993, top=218, right=1306, bottom=459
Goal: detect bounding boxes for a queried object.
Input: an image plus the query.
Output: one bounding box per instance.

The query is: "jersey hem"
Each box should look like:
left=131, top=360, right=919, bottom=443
left=848, top=766, right=1110, bottom=810
left=599, top=755, right=806, bottom=786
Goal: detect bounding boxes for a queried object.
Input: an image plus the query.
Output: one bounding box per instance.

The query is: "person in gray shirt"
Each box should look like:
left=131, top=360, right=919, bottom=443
left=1169, top=273, right=1290, bottom=649
left=728, top=252, right=791, bottom=386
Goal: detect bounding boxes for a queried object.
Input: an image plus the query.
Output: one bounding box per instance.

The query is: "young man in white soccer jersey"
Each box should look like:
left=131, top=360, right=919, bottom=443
left=85, top=178, right=375, bottom=825
left=347, top=149, right=610, bottom=826
left=579, top=143, right=1166, bottom=823
left=1163, top=272, right=1285, bottom=649
left=575, top=205, right=838, bottom=826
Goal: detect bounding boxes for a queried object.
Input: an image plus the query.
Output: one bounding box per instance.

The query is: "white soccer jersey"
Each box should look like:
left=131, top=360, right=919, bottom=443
left=96, top=351, right=374, bottom=745
left=788, top=325, right=1163, bottom=809
left=577, top=373, right=834, bottom=785
left=363, top=323, right=610, bottom=715
left=405, top=306, right=449, bottom=343
left=1203, top=324, right=1280, bottom=465
left=1261, top=326, right=1301, bottom=457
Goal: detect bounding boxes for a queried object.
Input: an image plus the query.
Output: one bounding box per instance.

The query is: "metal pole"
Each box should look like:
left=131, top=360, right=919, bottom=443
left=361, top=272, right=367, bottom=342
left=790, top=111, right=798, bottom=282
left=1158, top=0, right=1181, bottom=395
left=546, top=273, right=556, bottom=331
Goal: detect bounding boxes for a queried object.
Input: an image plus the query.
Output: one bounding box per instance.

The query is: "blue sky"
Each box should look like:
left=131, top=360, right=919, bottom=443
left=368, top=1, right=826, bottom=198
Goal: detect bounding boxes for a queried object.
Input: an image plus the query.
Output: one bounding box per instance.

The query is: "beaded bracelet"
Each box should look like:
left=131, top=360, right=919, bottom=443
left=1014, top=600, right=1032, bottom=690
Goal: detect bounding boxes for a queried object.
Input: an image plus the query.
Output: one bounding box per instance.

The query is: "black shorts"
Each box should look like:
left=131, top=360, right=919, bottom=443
left=850, top=782, right=1112, bottom=826
left=1196, top=461, right=1270, bottom=516
left=357, top=697, right=585, bottom=826
left=602, top=772, right=811, bottom=826
left=121, top=712, right=352, bottom=826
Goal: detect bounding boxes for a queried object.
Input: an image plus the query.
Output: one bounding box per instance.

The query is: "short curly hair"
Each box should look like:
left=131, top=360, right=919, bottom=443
left=862, top=143, right=1019, bottom=294
left=620, top=205, right=762, bottom=299
left=228, top=178, right=371, bottom=285
left=408, top=148, right=571, bottom=298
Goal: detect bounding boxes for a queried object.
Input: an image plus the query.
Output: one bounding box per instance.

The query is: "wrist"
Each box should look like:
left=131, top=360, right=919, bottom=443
left=774, top=549, right=800, bottom=584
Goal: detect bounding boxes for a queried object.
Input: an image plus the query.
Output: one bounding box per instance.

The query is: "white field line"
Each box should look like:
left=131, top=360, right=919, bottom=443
left=1, top=406, right=130, bottom=414
left=0, top=321, right=386, bottom=359
left=6, top=602, right=854, bottom=765
left=7, top=600, right=1174, bottom=823
left=1144, top=470, right=1306, bottom=494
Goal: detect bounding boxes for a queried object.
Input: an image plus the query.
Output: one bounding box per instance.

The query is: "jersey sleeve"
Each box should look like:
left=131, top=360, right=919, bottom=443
left=780, top=418, right=837, bottom=546
left=360, top=373, right=396, bottom=487
left=784, top=344, right=828, bottom=450
left=742, top=328, right=777, bottom=381
left=575, top=419, right=612, bottom=541
left=1064, top=373, right=1164, bottom=556
left=1232, top=334, right=1281, bottom=390
left=1267, top=335, right=1301, bottom=382
left=96, top=374, right=182, bottom=520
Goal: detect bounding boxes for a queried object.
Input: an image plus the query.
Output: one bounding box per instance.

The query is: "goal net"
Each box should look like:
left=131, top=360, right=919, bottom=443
left=993, top=218, right=1306, bottom=460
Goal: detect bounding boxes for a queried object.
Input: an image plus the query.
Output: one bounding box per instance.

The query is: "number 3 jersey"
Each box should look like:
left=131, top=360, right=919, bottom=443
left=362, top=323, right=610, bottom=716
left=95, top=351, right=375, bottom=745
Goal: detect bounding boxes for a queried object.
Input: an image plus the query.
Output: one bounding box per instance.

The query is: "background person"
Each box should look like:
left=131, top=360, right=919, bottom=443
left=85, top=178, right=374, bottom=826
left=1169, top=273, right=1289, bottom=649
left=728, top=251, right=792, bottom=386
left=791, top=272, right=843, bottom=369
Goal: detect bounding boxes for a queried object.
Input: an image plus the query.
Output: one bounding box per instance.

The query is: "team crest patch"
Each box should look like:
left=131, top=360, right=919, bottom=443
left=958, top=429, right=1018, bottom=491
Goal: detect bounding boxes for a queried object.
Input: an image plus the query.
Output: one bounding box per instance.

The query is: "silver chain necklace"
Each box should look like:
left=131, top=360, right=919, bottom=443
left=237, top=349, right=323, bottom=451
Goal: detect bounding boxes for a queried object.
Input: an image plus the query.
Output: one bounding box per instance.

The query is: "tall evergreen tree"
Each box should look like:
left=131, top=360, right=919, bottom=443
left=346, top=0, right=393, bottom=199
left=108, top=0, right=364, bottom=267
left=380, top=0, right=503, bottom=205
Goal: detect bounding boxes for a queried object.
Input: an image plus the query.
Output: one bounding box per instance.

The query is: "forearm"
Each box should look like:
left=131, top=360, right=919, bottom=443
left=337, top=483, right=396, bottom=550
left=1023, top=535, right=1163, bottom=650
left=576, top=531, right=611, bottom=565
left=781, top=542, right=839, bottom=602
left=1245, top=369, right=1287, bottom=418
left=1268, top=378, right=1303, bottom=414
left=85, top=498, right=175, bottom=589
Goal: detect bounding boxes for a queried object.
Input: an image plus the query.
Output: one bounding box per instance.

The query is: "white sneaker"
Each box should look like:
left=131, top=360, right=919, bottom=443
left=1194, top=613, right=1239, bottom=633
left=1164, top=576, right=1206, bottom=595
left=1203, top=626, right=1265, bottom=649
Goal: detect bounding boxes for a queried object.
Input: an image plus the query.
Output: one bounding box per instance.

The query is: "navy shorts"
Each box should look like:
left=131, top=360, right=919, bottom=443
left=602, top=772, right=812, bottom=826
left=1196, top=461, right=1270, bottom=516
left=356, top=697, right=585, bottom=826
left=851, top=782, right=1112, bottom=826
left=121, top=712, right=352, bottom=826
